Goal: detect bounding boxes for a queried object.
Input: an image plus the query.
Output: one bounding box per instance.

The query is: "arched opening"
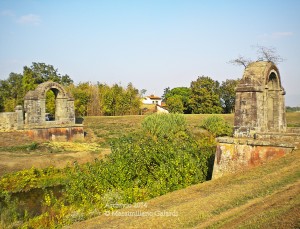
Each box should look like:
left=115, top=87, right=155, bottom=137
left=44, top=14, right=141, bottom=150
left=45, top=89, right=59, bottom=121
left=267, top=72, right=279, bottom=131
left=267, top=72, right=279, bottom=90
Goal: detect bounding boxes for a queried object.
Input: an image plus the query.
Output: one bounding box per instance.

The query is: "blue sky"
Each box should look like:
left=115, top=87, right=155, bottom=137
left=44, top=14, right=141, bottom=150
left=0, top=0, right=299, bottom=106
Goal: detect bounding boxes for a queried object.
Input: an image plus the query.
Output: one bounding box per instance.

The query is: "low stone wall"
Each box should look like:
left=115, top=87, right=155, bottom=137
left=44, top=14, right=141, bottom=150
left=255, top=131, right=300, bottom=147
left=26, top=125, right=84, bottom=141
left=0, top=112, right=18, bottom=131
left=212, top=137, right=295, bottom=179
left=287, top=127, right=300, bottom=134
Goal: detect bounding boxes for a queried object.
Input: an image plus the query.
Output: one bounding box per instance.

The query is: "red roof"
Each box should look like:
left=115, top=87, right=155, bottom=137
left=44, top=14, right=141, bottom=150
left=147, top=94, right=161, bottom=100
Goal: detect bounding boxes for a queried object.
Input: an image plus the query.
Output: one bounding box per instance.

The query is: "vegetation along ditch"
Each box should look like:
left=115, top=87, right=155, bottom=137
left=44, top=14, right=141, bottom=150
left=0, top=114, right=232, bottom=228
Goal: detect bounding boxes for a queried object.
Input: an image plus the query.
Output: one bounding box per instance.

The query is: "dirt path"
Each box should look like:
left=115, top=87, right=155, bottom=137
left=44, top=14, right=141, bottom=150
left=0, top=131, right=38, bottom=147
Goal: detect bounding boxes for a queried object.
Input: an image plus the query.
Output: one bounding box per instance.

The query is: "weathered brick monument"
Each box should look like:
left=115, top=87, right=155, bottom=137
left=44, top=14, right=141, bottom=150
left=0, top=81, right=84, bottom=141
left=212, top=61, right=300, bottom=179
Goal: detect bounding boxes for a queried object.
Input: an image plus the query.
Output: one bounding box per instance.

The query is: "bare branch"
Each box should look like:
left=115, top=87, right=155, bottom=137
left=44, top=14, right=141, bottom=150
left=255, top=45, right=285, bottom=64
left=228, top=55, right=253, bottom=68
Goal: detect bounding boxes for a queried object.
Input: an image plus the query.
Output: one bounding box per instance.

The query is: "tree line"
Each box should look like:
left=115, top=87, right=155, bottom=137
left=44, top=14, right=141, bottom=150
left=0, top=62, right=141, bottom=116
left=0, top=62, right=239, bottom=116
left=165, top=45, right=287, bottom=115
left=163, top=77, right=239, bottom=114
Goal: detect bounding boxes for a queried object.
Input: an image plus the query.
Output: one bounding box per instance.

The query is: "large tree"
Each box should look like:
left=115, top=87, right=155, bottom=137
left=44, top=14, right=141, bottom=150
left=68, top=82, right=91, bottom=117
left=0, top=73, right=23, bottom=112
left=220, top=79, right=239, bottom=113
left=161, top=87, right=170, bottom=102
left=164, top=87, right=192, bottom=114
left=22, top=62, right=73, bottom=92
left=123, top=82, right=142, bottom=115
left=166, top=95, right=184, bottom=113
left=189, top=76, right=222, bottom=114
left=0, top=62, right=73, bottom=112
left=98, top=82, right=141, bottom=116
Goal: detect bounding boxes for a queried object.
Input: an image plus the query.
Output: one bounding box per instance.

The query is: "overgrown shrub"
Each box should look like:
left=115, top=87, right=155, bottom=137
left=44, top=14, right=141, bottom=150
left=200, top=115, right=233, bottom=137
left=66, top=114, right=213, bottom=208
left=1, top=114, right=216, bottom=227
left=141, top=113, right=187, bottom=139
left=0, top=192, right=21, bottom=228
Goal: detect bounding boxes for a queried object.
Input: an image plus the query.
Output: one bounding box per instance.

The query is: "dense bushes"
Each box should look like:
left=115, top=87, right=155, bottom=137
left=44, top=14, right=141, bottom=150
left=141, top=113, right=188, bottom=138
left=66, top=114, right=213, bottom=207
left=200, top=115, right=233, bottom=137
left=1, top=114, right=216, bottom=228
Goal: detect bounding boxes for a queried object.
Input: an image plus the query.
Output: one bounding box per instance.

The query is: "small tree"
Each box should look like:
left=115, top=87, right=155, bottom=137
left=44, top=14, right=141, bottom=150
left=229, top=45, right=284, bottom=68
left=220, top=79, right=240, bottom=113
left=255, top=45, right=285, bottom=64
left=228, top=55, right=253, bottom=68
left=164, top=87, right=192, bottom=114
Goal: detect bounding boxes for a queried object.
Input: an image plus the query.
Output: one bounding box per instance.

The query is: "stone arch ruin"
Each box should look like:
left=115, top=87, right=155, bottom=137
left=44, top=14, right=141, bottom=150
left=0, top=81, right=83, bottom=141
left=212, top=61, right=299, bottom=179
left=24, top=81, right=75, bottom=127
left=234, top=61, right=286, bottom=137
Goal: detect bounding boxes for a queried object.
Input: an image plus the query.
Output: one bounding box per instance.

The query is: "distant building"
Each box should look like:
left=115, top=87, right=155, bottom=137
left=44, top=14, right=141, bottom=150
left=156, top=104, right=169, bottom=113
left=142, top=95, right=162, bottom=106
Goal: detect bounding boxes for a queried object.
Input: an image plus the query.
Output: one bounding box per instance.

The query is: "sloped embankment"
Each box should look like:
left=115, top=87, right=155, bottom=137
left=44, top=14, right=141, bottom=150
left=70, top=149, right=300, bottom=229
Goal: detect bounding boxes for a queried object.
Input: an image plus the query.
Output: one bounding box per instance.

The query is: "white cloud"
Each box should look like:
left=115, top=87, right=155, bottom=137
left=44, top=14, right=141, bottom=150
left=258, top=32, right=293, bottom=41
left=17, top=14, right=41, bottom=26
left=272, top=32, right=293, bottom=39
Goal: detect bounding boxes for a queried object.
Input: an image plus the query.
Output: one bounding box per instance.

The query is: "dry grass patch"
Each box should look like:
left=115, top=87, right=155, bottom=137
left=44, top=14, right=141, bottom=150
left=287, top=112, right=300, bottom=127
left=43, top=141, right=103, bottom=152
left=1, top=112, right=299, bottom=177
left=83, top=115, right=145, bottom=146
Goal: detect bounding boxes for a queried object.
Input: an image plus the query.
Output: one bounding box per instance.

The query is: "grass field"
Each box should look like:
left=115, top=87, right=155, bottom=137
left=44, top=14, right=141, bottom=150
left=71, top=148, right=300, bottom=229
left=0, top=113, right=299, bottom=228
left=83, top=113, right=234, bottom=145
left=83, top=112, right=299, bottom=144
left=0, top=113, right=299, bottom=176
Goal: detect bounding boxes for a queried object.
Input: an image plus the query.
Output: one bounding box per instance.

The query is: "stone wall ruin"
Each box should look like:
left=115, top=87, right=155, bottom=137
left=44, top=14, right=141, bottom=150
left=0, top=81, right=83, bottom=141
left=0, top=105, right=23, bottom=131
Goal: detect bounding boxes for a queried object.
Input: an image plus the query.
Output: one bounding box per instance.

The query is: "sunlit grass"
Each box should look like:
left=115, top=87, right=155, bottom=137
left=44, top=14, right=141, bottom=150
left=72, top=149, right=300, bottom=228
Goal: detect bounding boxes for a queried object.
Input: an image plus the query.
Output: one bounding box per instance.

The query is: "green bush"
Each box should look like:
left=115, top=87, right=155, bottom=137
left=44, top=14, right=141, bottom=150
left=141, top=113, right=187, bottom=139
left=1, top=114, right=216, bottom=227
left=66, top=134, right=212, bottom=208
left=0, top=193, right=20, bottom=228
left=200, top=115, right=233, bottom=137
left=65, top=113, right=213, bottom=208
